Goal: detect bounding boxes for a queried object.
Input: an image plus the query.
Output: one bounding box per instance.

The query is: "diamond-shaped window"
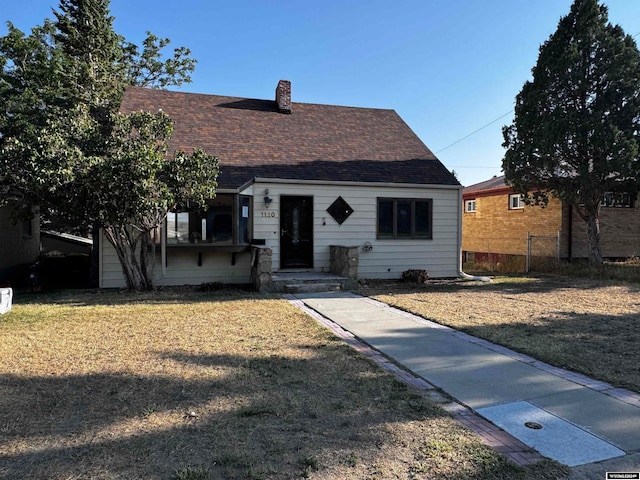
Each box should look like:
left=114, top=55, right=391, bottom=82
left=327, top=196, right=354, bottom=225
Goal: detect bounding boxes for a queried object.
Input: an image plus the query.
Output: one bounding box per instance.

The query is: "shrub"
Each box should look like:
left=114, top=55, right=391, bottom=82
left=401, top=269, right=429, bottom=283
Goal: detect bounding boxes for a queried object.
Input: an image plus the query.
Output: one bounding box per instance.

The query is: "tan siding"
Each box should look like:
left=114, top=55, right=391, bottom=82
left=101, top=183, right=462, bottom=287
left=152, top=251, right=251, bottom=286
left=99, top=231, right=251, bottom=289
left=254, top=182, right=461, bottom=279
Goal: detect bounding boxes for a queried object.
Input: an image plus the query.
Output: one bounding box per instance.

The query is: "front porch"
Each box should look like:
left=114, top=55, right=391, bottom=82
left=251, top=245, right=359, bottom=293
left=271, top=271, right=353, bottom=293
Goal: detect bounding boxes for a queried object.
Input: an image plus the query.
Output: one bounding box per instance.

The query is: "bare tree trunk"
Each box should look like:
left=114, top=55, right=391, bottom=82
left=585, top=213, right=603, bottom=265
left=138, top=231, right=155, bottom=291
left=575, top=198, right=604, bottom=265
left=102, top=224, right=154, bottom=291
left=103, top=226, right=136, bottom=290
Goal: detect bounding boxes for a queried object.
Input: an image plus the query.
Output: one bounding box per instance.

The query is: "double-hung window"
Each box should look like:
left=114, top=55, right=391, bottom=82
left=465, top=199, right=476, bottom=213
left=377, top=198, right=432, bottom=239
left=509, top=194, right=525, bottom=210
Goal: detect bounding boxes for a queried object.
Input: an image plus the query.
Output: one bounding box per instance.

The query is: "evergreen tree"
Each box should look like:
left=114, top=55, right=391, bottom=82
left=502, top=0, right=640, bottom=264
left=54, top=0, right=124, bottom=99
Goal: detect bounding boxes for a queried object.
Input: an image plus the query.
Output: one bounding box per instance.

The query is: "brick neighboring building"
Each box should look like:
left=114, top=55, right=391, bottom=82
left=462, top=175, right=640, bottom=269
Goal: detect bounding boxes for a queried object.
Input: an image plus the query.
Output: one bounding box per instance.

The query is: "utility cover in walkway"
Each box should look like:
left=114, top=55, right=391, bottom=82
left=477, top=401, right=625, bottom=467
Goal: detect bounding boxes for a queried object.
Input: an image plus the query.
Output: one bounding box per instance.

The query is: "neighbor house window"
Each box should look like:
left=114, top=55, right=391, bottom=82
left=509, top=194, right=525, bottom=210
left=377, top=198, right=432, bottom=239
left=165, top=194, right=252, bottom=246
left=465, top=199, right=476, bottom=213
left=602, top=192, right=634, bottom=208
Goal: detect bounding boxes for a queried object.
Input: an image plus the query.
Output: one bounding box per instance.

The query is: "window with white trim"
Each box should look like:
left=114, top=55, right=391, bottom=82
left=465, top=199, right=476, bottom=213
left=509, top=194, right=524, bottom=210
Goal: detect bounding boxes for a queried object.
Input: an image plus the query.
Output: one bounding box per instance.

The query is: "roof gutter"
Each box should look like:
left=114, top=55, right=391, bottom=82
left=457, top=189, right=491, bottom=283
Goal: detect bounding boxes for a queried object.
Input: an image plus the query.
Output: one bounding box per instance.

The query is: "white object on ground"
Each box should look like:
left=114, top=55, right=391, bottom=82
left=0, top=288, right=13, bottom=315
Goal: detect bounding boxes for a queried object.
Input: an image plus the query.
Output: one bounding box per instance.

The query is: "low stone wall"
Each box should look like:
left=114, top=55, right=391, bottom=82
left=250, top=246, right=273, bottom=292
left=330, top=245, right=359, bottom=280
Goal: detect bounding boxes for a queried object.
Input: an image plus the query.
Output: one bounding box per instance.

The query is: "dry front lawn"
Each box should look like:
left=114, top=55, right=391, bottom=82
left=359, top=275, right=640, bottom=393
left=0, top=289, right=565, bottom=480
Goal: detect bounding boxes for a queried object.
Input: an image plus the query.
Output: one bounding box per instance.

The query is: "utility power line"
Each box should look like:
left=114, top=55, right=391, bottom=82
left=436, top=32, right=640, bottom=156
left=435, top=110, right=513, bottom=154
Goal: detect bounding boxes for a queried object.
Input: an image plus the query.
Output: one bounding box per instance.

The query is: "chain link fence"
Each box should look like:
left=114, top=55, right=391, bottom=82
left=527, top=233, right=560, bottom=273
left=463, top=237, right=527, bottom=273
left=463, top=232, right=560, bottom=273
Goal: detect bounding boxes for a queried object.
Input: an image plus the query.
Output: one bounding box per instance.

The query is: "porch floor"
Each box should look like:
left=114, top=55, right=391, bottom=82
left=271, top=271, right=353, bottom=293
left=272, top=271, right=348, bottom=282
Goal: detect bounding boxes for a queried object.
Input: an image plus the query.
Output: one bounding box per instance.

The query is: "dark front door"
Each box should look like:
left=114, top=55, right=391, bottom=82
left=280, top=195, right=313, bottom=269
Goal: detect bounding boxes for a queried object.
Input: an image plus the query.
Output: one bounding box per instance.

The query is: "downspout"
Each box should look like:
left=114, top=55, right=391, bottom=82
left=457, top=188, right=491, bottom=282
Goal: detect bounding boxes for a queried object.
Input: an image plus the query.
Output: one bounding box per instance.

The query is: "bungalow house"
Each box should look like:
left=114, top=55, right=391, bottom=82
left=0, top=207, right=40, bottom=286
left=99, top=81, right=462, bottom=288
left=462, top=175, right=640, bottom=270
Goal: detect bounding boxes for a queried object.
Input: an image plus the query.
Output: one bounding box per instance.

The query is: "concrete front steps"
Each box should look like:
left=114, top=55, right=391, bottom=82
left=271, top=271, right=352, bottom=294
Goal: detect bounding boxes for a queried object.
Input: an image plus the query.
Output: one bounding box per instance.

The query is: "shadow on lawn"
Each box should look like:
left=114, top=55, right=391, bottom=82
left=13, top=274, right=640, bottom=309
left=358, top=274, right=640, bottom=298
left=12, top=287, right=279, bottom=308
left=456, top=309, right=640, bottom=394
left=0, top=346, right=475, bottom=480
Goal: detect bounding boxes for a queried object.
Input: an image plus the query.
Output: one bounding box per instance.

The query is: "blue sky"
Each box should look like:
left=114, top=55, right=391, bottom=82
left=3, top=1, right=640, bottom=187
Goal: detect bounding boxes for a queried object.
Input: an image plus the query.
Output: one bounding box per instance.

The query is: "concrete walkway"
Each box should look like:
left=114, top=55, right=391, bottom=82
left=288, top=291, right=640, bottom=477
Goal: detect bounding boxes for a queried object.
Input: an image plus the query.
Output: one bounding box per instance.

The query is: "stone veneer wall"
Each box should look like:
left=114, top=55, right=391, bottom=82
left=250, top=246, right=272, bottom=292
left=330, top=245, right=359, bottom=280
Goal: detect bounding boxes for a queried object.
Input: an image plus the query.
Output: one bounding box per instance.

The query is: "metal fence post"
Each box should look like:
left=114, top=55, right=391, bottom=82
left=526, top=232, right=531, bottom=273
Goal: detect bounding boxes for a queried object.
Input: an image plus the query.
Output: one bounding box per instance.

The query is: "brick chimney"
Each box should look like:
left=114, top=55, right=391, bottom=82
left=275, top=80, right=291, bottom=114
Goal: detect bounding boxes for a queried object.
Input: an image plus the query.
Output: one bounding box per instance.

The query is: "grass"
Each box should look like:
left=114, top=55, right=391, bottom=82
left=464, top=256, right=640, bottom=283
left=0, top=288, right=567, bottom=479
left=359, top=273, right=640, bottom=393
left=557, top=258, right=640, bottom=283
left=173, top=465, right=211, bottom=480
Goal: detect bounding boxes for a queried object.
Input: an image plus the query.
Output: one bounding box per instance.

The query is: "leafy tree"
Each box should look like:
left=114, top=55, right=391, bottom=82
left=0, top=20, right=70, bottom=220
left=83, top=112, right=217, bottom=290
left=0, top=0, right=218, bottom=290
left=124, top=32, right=196, bottom=89
left=502, top=0, right=640, bottom=264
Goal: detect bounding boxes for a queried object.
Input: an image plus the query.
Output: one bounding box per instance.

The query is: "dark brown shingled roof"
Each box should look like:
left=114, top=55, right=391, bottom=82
left=464, top=175, right=507, bottom=193
left=462, top=175, right=513, bottom=200
left=121, top=86, right=460, bottom=190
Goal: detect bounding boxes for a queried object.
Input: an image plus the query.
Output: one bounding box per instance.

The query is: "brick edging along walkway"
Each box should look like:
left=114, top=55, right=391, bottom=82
left=286, top=295, right=545, bottom=467
left=360, top=296, right=640, bottom=409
